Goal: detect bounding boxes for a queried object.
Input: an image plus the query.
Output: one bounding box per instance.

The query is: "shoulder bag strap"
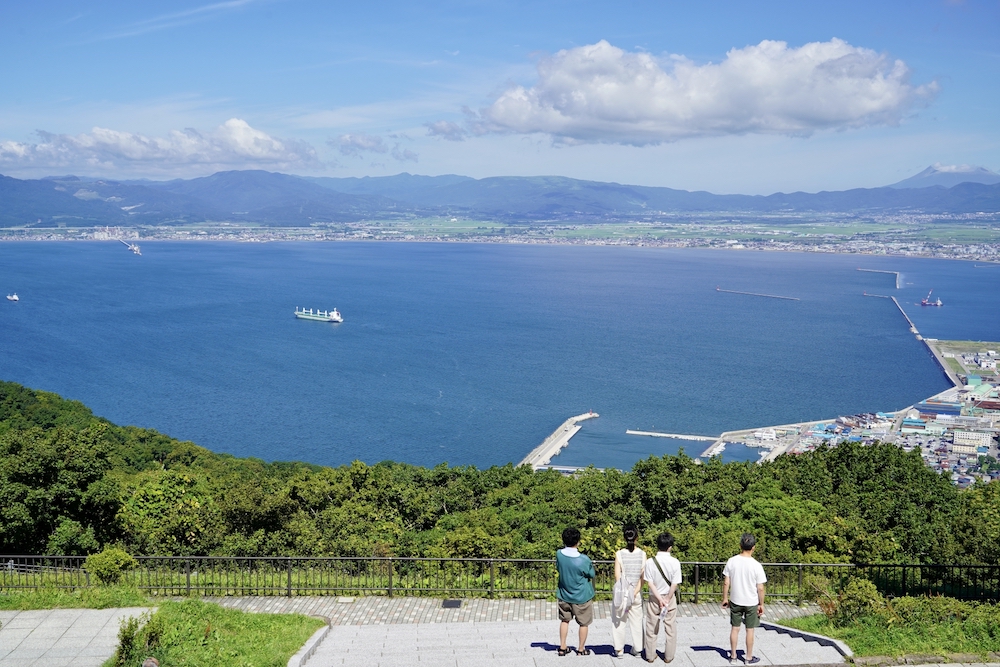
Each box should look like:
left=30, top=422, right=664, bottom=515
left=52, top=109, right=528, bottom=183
left=651, top=554, right=672, bottom=587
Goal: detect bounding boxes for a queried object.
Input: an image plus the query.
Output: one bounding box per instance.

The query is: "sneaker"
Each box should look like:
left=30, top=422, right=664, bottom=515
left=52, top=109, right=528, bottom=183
left=613, top=650, right=623, bottom=659
left=747, top=658, right=760, bottom=665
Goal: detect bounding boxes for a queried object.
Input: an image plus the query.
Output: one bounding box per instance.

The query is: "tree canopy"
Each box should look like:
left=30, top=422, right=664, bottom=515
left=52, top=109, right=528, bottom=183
left=0, top=380, right=991, bottom=564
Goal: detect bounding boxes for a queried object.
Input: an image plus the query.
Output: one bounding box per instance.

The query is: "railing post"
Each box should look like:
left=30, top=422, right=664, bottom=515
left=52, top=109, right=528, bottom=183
left=186, top=559, right=191, bottom=597
left=287, top=557, right=293, bottom=597
left=489, top=559, right=496, bottom=599
left=901, top=565, right=908, bottom=597
left=797, top=564, right=804, bottom=606
left=387, top=558, right=394, bottom=597
left=694, top=564, right=700, bottom=604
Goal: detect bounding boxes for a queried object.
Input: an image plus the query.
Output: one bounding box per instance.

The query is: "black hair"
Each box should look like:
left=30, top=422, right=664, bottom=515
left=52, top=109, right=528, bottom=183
left=740, top=532, right=756, bottom=552
left=656, top=532, right=674, bottom=551
left=623, top=525, right=639, bottom=552
left=562, top=527, right=581, bottom=548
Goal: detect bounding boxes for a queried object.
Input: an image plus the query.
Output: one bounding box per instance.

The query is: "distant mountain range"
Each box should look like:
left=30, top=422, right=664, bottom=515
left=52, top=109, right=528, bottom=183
left=889, top=164, right=1000, bottom=189
left=2, top=165, right=999, bottom=228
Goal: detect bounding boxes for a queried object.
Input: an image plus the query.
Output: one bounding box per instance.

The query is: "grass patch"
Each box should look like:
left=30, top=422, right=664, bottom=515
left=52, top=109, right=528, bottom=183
left=783, top=612, right=1000, bottom=658
left=0, top=585, right=149, bottom=610
left=108, top=599, right=324, bottom=667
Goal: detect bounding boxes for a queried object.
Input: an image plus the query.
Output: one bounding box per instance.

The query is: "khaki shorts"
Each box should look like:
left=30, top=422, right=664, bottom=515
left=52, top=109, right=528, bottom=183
left=558, top=599, right=594, bottom=626
left=729, top=603, right=760, bottom=628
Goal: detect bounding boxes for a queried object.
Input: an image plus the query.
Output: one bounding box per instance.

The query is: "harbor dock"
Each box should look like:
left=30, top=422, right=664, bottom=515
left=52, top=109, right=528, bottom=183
left=519, top=412, right=599, bottom=470
left=716, top=287, right=799, bottom=301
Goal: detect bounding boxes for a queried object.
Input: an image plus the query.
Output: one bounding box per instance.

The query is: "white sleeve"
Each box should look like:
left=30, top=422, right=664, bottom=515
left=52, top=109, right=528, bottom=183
left=671, top=560, right=682, bottom=584
left=756, top=562, right=767, bottom=584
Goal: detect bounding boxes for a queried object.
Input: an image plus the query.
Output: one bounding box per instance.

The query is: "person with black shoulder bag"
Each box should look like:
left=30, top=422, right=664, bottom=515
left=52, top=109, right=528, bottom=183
left=642, top=532, right=682, bottom=663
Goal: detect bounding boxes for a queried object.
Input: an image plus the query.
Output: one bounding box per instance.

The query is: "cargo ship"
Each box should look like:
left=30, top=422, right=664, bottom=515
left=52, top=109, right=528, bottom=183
left=920, top=290, right=943, bottom=307
left=295, top=307, right=343, bottom=323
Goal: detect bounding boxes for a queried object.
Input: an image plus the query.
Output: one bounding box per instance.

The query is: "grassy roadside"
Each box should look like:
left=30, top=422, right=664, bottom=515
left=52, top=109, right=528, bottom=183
left=783, top=612, right=1000, bottom=658
left=106, top=599, right=325, bottom=667
left=0, top=585, right=150, bottom=610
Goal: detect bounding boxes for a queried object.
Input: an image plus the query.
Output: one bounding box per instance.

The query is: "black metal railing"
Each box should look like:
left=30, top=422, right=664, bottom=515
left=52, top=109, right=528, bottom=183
left=1, top=556, right=997, bottom=601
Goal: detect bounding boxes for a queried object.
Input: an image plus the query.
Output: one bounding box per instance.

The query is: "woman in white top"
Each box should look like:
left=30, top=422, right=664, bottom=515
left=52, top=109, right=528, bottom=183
left=612, top=525, right=647, bottom=658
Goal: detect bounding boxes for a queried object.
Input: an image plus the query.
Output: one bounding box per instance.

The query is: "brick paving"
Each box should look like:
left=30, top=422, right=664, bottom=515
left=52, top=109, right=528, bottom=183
left=205, top=596, right=822, bottom=625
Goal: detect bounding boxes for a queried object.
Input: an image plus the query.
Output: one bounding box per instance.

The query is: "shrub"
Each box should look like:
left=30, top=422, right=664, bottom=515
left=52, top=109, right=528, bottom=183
left=113, top=613, right=144, bottom=667
left=84, top=547, right=137, bottom=585
left=832, top=578, right=885, bottom=626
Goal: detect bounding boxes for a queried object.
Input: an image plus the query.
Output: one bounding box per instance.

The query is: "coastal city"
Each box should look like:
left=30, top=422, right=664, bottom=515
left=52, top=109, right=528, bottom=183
left=632, top=337, right=1000, bottom=488
left=1, top=213, right=1000, bottom=264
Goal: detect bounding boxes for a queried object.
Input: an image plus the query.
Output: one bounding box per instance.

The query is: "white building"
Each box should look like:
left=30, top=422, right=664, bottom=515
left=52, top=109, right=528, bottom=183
left=953, top=430, right=995, bottom=448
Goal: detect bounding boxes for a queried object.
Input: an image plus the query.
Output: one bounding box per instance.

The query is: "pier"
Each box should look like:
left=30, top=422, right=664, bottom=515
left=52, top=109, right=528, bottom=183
left=626, top=430, right=717, bottom=441
left=890, top=296, right=919, bottom=334
left=519, top=412, right=599, bottom=470
left=716, top=287, right=799, bottom=301
left=856, top=268, right=901, bottom=289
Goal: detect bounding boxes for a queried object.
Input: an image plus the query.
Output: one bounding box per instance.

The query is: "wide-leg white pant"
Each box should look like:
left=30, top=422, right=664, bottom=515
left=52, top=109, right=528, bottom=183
left=611, top=594, right=644, bottom=654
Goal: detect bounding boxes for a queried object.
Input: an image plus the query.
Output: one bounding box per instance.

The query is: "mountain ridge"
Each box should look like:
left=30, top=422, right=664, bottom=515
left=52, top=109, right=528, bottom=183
left=2, top=167, right=999, bottom=228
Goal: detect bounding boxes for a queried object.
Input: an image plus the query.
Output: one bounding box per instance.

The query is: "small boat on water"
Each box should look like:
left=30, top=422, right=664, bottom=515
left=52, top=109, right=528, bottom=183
left=6, top=293, right=18, bottom=302
left=920, top=290, right=943, bottom=307
left=295, top=307, right=343, bottom=323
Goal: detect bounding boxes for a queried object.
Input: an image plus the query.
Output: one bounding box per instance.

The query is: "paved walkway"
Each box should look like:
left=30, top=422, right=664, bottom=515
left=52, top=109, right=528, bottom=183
left=208, top=598, right=844, bottom=667
left=0, top=607, right=152, bottom=667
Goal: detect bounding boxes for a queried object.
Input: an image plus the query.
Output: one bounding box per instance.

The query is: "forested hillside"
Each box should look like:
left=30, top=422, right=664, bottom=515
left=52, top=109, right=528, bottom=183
left=1, top=380, right=997, bottom=564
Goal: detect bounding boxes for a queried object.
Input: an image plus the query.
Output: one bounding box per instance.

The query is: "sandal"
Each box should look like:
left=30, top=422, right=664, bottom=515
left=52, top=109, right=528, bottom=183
left=577, top=648, right=592, bottom=656
left=558, top=647, right=572, bottom=656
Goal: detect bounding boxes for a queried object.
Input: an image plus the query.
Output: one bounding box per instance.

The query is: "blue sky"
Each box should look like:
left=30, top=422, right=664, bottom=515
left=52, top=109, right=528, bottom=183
left=0, top=0, right=997, bottom=193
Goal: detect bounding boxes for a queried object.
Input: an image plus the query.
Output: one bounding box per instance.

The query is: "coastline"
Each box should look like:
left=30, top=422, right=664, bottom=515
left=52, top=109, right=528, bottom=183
left=1, top=222, right=999, bottom=264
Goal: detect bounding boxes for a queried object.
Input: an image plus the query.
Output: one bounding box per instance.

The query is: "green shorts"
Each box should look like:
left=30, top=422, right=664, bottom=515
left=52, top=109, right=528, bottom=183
left=558, top=599, right=594, bottom=626
left=729, top=603, right=760, bottom=628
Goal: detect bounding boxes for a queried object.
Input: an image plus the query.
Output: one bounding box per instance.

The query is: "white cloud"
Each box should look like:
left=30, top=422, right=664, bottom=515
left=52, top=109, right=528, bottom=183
left=0, top=118, right=318, bottom=172
left=425, top=120, right=467, bottom=141
left=335, top=133, right=388, bottom=156
left=475, top=39, right=938, bottom=145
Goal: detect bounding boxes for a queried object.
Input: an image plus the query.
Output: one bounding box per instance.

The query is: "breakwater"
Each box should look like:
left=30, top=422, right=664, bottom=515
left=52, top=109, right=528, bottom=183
left=519, top=412, right=599, bottom=470
left=857, top=268, right=901, bottom=289
left=626, top=430, right=716, bottom=441
left=715, top=287, right=800, bottom=301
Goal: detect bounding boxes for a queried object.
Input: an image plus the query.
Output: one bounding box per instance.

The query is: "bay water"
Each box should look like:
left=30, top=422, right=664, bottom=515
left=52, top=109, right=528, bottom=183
left=1, top=242, right=996, bottom=469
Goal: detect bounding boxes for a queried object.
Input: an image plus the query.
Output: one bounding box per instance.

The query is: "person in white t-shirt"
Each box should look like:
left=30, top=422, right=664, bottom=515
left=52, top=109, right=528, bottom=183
left=721, top=533, right=767, bottom=665
left=642, top=533, right=682, bottom=663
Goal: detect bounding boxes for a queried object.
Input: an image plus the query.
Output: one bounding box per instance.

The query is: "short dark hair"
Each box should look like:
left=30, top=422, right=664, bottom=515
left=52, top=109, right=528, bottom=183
left=740, top=532, right=756, bottom=551
left=562, top=527, right=581, bottom=548
left=656, top=533, right=674, bottom=551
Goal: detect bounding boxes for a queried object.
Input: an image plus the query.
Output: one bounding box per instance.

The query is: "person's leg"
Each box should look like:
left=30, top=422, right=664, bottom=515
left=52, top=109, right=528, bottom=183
left=643, top=597, right=661, bottom=662
left=579, top=623, right=589, bottom=652
left=560, top=620, right=569, bottom=650
left=662, top=607, right=677, bottom=662
left=744, top=602, right=760, bottom=662
left=729, top=625, right=740, bottom=663
left=611, top=604, right=625, bottom=654
left=628, top=597, right=644, bottom=655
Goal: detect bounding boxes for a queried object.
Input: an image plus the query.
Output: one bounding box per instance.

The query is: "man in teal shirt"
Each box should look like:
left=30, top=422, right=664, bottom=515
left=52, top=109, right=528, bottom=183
left=556, top=527, right=596, bottom=656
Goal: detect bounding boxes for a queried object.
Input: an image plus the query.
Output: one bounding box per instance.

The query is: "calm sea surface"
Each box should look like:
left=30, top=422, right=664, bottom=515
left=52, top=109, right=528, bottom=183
left=2, top=242, right=997, bottom=469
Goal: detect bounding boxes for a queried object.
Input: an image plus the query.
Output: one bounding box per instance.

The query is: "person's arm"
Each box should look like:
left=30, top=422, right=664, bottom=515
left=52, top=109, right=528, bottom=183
left=756, top=582, right=766, bottom=616
left=721, top=575, right=731, bottom=608
left=614, top=553, right=622, bottom=582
